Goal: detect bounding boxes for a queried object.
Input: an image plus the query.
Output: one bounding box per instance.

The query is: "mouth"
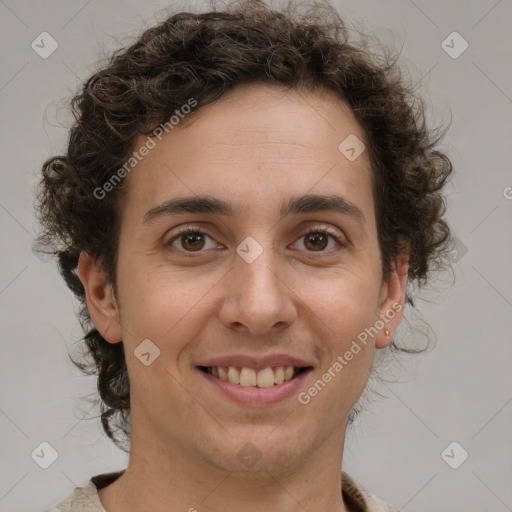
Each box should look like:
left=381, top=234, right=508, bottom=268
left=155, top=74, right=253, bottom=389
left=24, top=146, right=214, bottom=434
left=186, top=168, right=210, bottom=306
left=197, top=365, right=310, bottom=388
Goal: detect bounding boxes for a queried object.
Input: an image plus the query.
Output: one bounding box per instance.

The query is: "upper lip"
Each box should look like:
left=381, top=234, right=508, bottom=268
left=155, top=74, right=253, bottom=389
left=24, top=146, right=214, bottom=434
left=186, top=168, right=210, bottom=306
left=197, top=354, right=314, bottom=371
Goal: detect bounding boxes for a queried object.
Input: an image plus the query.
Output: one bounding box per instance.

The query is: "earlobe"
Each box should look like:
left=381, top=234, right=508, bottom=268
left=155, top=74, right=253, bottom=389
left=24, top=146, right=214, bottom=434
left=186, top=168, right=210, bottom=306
left=376, top=251, right=409, bottom=349
left=77, top=251, right=122, bottom=344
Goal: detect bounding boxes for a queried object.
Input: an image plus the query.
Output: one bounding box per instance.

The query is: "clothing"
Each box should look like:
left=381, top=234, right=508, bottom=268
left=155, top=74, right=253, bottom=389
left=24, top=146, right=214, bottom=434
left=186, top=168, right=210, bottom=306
left=45, top=469, right=398, bottom=512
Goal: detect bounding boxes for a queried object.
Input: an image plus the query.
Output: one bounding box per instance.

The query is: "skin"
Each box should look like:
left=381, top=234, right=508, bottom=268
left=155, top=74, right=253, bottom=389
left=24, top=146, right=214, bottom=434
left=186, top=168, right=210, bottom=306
left=78, top=83, right=408, bottom=512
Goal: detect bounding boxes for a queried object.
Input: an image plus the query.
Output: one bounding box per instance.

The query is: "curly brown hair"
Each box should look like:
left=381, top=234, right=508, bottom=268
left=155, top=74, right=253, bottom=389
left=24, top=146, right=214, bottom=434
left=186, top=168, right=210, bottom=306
left=35, top=0, right=453, bottom=452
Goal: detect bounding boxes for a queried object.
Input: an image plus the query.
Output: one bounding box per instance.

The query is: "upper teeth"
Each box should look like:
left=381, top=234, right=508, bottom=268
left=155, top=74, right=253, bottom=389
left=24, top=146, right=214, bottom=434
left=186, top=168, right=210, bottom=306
left=208, top=366, right=297, bottom=387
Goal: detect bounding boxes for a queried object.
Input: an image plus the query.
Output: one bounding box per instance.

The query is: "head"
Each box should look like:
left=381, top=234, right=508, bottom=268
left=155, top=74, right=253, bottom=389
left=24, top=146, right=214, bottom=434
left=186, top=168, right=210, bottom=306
left=35, top=0, right=452, bottom=461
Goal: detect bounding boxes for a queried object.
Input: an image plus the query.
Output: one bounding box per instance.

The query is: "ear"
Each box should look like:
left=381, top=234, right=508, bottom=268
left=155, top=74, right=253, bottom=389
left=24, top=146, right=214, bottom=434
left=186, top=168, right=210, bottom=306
left=375, top=248, right=409, bottom=349
left=77, top=250, right=122, bottom=344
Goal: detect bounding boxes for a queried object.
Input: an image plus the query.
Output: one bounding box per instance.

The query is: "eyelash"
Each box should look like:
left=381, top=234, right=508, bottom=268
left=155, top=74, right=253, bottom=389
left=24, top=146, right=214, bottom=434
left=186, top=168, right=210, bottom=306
left=165, top=225, right=347, bottom=256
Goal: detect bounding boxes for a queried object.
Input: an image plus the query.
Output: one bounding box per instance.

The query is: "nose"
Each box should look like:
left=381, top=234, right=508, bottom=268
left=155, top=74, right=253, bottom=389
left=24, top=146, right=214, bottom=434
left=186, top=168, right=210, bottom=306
left=218, top=244, right=297, bottom=336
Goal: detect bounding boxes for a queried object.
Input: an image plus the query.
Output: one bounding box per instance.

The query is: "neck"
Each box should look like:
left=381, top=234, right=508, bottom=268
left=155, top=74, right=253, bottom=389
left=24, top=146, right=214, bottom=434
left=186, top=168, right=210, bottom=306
left=98, top=412, right=351, bottom=512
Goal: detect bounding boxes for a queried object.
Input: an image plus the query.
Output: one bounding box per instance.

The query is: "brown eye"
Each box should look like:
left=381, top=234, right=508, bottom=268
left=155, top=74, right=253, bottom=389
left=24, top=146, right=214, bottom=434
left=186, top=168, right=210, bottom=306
left=180, top=232, right=206, bottom=251
left=293, top=228, right=345, bottom=254
left=304, top=232, right=329, bottom=251
left=167, top=229, right=217, bottom=253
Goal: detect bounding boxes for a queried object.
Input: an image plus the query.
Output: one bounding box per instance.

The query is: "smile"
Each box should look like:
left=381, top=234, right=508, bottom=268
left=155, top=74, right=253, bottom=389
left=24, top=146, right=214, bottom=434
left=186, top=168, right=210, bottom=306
left=197, top=364, right=313, bottom=405
left=198, top=365, right=307, bottom=387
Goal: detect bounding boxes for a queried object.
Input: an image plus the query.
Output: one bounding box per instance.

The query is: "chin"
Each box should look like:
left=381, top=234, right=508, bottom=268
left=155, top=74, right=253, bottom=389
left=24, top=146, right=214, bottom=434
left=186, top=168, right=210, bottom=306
left=197, top=425, right=315, bottom=476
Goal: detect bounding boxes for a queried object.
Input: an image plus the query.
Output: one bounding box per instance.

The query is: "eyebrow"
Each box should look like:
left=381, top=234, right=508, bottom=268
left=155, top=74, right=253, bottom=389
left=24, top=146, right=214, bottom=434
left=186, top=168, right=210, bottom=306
left=143, top=193, right=366, bottom=227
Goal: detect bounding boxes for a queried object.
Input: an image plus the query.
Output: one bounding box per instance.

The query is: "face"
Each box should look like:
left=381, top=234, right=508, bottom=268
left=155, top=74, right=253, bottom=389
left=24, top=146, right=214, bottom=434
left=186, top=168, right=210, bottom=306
left=80, top=83, right=407, bottom=475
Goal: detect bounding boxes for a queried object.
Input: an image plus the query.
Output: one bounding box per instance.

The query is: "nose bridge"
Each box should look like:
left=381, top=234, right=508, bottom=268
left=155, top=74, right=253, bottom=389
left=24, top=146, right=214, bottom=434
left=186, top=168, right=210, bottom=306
left=236, top=234, right=283, bottom=304
left=220, top=234, right=296, bottom=334
left=240, top=242, right=280, bottom=296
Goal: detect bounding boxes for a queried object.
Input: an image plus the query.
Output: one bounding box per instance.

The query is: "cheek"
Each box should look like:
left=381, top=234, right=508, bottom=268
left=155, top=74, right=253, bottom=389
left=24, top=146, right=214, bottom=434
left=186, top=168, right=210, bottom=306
left=116, top=260, right=222, bottom=361
left=302, top=272, right=380, bottom=395
left=303, top=269, right=381, bottom=336
left=306, top=283, right=378, bottom=408
left=116, top=266, right=209, bottom=399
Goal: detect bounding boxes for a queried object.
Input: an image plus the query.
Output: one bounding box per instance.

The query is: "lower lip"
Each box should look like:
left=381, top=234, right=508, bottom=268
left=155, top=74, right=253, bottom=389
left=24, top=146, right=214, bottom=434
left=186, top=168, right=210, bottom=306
left=198, top=368, right=312, bottom=406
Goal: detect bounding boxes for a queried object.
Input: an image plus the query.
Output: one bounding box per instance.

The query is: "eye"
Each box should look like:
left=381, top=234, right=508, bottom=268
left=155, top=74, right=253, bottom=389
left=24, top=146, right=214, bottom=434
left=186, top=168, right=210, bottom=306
left=166, top=228, right=218, bottom=253
left=165, top=226, right=346, bottom=256
left=292, top=228, right=345, bottom=253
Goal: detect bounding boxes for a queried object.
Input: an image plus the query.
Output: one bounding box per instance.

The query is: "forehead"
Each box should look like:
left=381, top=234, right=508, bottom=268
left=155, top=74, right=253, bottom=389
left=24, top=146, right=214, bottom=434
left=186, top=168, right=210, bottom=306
left=170, top=83, right=367, bottom=161
left=119, top=83, right=374, bottom=227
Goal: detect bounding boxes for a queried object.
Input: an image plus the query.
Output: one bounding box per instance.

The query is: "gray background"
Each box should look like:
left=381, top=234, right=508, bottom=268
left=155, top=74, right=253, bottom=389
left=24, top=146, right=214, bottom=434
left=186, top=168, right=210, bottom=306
left=1, top=0, right=511, bottom=510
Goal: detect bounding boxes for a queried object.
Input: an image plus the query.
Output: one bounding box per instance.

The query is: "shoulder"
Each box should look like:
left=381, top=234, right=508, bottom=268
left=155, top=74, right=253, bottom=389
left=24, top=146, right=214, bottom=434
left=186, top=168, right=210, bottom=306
left=44, top=470, right=125, bottom=512
left=341, top=471, right=399, bottom=512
